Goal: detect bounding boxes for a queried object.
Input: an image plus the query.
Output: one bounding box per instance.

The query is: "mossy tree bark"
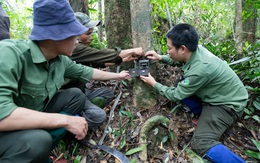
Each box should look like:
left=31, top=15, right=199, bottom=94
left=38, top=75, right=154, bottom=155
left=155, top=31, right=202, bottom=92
left=235, top=0, right=243, bottom=59
left=130, top=0, right=157, bottom=109
left=242, top=0, right=258, bottom=45
left=235, top=0, right=258, bottom=59
left=104, top=0, right=132, bottom=49
left=104, top=0, right=157, bottom=108
left=104, top=0, right=133, bottom=70
left=69, top=0, right=88, bottom=14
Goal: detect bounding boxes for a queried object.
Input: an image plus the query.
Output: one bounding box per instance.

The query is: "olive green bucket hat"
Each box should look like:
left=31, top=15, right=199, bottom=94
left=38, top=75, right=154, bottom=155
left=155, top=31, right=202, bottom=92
left=74, top=12, right=101, bottom=28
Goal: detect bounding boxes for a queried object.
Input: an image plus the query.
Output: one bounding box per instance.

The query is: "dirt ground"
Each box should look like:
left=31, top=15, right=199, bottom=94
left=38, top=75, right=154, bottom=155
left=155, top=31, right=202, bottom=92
left=51, top=64, right=260, bottom=163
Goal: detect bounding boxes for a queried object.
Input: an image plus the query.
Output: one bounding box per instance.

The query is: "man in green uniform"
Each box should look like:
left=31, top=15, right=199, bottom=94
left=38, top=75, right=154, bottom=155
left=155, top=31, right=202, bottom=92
left=0, top=0, right=130, bottom=162
left=72, top=12, right=144, bottom=68
left=140, top=23, right=248, bottom=163
left=62, top=12, right=144, bottom=131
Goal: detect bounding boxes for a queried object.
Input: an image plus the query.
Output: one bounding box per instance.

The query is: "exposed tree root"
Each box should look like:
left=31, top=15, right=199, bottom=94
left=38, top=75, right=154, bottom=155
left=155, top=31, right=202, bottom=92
left=138, top=115, right=170, bottom=162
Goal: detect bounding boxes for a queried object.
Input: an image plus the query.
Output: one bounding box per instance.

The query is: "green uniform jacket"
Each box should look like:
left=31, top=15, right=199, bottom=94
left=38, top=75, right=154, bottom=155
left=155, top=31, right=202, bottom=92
left=63, top=42, right=122, bottom=89
left=154, top=45, right=248, bottom=112
left=0, top=40, right=94, bottom=120
left=70, top=42, right=122, bottom=68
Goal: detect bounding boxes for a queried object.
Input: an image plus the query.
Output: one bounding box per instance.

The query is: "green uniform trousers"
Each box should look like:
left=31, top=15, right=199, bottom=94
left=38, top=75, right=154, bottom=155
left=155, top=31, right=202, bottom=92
left=190, top=104, right=243, bottom=156
left=0, top=88, right=85, bottom=163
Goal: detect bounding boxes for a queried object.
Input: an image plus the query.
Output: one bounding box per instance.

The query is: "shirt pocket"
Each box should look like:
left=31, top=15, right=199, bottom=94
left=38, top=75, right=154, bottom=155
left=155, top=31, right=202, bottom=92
left=54, top=78, right=64, bottom=90
left=17, top=85, right=46, bottom=110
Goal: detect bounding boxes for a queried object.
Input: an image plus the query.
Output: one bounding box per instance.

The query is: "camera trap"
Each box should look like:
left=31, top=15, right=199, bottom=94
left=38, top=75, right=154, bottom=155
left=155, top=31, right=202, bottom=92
left=129, top=59, right=149, bottom=77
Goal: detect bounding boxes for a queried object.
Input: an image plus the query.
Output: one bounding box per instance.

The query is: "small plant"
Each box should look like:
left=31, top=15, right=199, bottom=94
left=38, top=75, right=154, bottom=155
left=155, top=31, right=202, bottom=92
left=244, top=106, right=260, bottom=123
left=89, top=31, right=107, bottom=49
left=244, top=139, right=260, bottom=160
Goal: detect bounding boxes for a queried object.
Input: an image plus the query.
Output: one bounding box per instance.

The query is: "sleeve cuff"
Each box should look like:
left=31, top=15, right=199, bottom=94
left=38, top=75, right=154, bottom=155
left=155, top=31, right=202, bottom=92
left=114, top=56, right=123, bottom=65
left=154, top=82, right=163, bottom=91
left=161, top=55, right=169, bottom=62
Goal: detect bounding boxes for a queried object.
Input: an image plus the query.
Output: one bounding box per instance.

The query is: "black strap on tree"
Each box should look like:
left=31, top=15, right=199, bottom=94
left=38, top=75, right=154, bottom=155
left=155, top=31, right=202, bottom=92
left=98, top=65, right=122, bottom=145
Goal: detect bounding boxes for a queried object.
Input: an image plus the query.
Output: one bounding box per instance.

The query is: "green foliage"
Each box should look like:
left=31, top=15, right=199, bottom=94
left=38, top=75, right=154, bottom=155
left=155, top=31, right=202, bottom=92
left=3, top=0, right=33, bottom=39
left=52, top=140, right=70, bottom=160
left=244, top=106, right=260, bottom=122
left=202, top=40, right=236, bottom=61
left=231, top=41, right=260, bottom=122
left=150, top=0, right=260, bottom=125
left=73, top=155, right=82, bottom=163
left=89, top=31, right=107, bottom=49
left=184, top=147, right=204, bottom=163
left=72, top=142, right=79, bottom=156
left=150, top=0, right=235, bottom=55
left=106, top=105, right=135, bottom=150
left=125, top=144, right=148, bottom=155
left=244, top=139, right=260, bottom=160
left=119, top=105, right=134, bottom=125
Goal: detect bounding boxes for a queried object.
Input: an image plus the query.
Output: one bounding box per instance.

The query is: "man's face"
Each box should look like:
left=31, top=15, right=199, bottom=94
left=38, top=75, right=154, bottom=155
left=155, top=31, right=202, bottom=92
left=167, top=38, right=183, bottom=61
left=57, top=36, right=77, bottom=57
left=79, top=28, right=93, bottom=46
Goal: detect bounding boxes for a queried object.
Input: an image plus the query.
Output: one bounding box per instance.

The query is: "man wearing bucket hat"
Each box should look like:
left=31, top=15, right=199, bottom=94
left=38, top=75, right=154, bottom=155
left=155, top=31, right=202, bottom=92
left=0, top=0, right=130, bottom=162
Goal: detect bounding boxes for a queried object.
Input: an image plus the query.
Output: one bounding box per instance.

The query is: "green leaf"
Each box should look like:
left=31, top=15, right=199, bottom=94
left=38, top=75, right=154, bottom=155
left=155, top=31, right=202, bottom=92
left=120, top=138, right=126, bottom=149
left=244, top=150, right=260, bottom=159
left=73, top=155, right=82, bottom=163
left=244, top=108, right=251, bottom=115
left=169, top=131, right=175, bottom=140
left=171, top=103, right=182, bottom=114
left=162, top=136, right=168, bottom=143
left=252, top=115, right=260, bottom=122
left=253, top=100, right=260, bottom=110
left=153, top=128, right=159, bottom=135
left=129, top=159, right=138, bottom=163
left=122, top=80, right=128, bottom=86
left=72, top=142, right=79, bottom=156
left=244, top=115, right=250, bottom=119
left=249, top=106, right=255, bottom=112
left=125, top=144, right=148, bottom=156
left=252, top=139, right=260, bottom=151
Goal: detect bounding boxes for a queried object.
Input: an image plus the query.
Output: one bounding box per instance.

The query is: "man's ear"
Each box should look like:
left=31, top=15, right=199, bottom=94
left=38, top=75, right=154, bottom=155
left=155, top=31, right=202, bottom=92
left=181, top=45, right=187, bottom=51
left=180, top=45, right=188, bottom=54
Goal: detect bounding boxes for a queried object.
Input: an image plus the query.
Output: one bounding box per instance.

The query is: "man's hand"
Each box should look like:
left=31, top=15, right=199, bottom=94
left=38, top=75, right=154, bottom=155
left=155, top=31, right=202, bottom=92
left=92, top=69, right=130, bottom=80
left=119, top=47, right=144, bottom=62
left=145, top=51, right=162, bottom=61
left=122, top=55, right=138, bottom=62
left=132, top=47, right=144, bottom=57
left=0, top=107, right=88, bottom=140
left=65, top=116, right=88, bottom=140
left=140, top=73, right=156, bottom=87
left=118, top=70, right=130, bottom=80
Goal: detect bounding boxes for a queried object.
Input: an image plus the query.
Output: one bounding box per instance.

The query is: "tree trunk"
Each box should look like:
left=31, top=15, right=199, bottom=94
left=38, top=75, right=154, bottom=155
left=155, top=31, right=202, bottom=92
left=104, top=0, right=132, bottom=49
left=235, top=0, right=243, bottom=59
left=104, top=0, right=134, bottom=74
left=98, top=0, right=103, bottom=42
left=69, top=0, right=88, bottom=14
left=130, top=0, right=157, bottom=109
left=242, top=0, right=257, bottom=45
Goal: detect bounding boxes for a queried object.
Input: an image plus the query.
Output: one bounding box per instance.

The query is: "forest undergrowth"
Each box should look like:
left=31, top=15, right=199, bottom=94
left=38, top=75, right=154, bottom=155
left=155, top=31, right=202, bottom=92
left=50, top=64, right=260, bottom=163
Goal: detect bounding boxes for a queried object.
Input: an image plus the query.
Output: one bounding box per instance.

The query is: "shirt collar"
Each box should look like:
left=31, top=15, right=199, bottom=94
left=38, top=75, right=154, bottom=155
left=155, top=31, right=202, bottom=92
left=28, top=40, right=61, bottom=63
left=183, top=46, right=198, bottom=71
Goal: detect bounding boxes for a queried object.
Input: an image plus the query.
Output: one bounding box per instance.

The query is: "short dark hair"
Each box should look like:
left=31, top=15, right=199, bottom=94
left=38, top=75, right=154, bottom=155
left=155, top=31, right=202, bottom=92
left=166, top=23, right=199, bottom=52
